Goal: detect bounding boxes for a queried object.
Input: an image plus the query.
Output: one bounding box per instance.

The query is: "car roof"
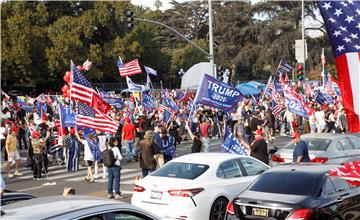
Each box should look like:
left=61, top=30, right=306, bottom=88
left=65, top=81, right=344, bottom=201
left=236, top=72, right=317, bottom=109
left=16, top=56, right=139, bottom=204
left=267, top=163, right=339, bottom=174
left=300, top=133, right=355, bottom=140
left=2, top=196, right=133, bottom=219
left=170, top=153, right=253, bottom=166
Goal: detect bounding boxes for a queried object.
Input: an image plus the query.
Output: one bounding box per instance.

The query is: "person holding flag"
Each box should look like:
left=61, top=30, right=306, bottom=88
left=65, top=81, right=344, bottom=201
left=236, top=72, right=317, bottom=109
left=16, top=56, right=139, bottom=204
left=240, top=129, right=269, bottom=165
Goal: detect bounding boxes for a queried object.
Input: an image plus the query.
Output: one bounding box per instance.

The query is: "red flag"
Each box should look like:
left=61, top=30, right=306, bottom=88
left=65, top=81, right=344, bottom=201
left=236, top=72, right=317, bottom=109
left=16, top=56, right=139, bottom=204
left=328, top=161, right=360, bottom=186
left=91, top=93, right=112, bottom=114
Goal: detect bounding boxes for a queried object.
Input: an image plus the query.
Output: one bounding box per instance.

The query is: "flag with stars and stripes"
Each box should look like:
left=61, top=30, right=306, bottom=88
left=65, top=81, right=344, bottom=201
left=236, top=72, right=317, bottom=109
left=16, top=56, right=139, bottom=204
left=117, top=58, right=142, bottom=77
left=319, top=0, right=360, bottom=132
left=82, top=59, right=92, bottom=71
left=76, top=101, right=119, bottom=134
left=71, top=61, right=111, bottom=114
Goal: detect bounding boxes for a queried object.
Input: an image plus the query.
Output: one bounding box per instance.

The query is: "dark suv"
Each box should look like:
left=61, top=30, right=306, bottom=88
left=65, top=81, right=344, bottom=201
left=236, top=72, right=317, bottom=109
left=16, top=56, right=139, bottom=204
left=226, top=164, right=360, bottom=220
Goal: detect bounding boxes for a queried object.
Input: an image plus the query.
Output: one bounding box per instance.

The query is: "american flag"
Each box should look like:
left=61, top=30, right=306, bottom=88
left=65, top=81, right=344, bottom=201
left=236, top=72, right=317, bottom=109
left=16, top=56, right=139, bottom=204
left=71, top=62, right=96, bottom=105
left=76, top=102, right=119, bottom=134
left=158, top=104, right=167, bottom=113
left=305, top=82, right=312, bottom=96
left=71, top=62, right=111, bottom=113
left=325, top=80, right=334, bottom=96
left=82, top=59, right=92, bottom=71
left=319, top=0, right=360, bottom=132
left=272, top=101, right=286, bottom=118
left=117, top=58, right=142, bottom=77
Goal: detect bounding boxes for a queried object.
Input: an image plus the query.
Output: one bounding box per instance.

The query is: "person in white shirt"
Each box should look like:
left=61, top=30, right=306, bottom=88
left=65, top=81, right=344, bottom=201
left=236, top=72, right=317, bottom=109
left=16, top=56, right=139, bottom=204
left=75, top=131, right=95, bottom=183
left=107, top=137, right=123, bottom=200
left=97, top=132, right=108, bottom=179
left=315, top=108, right=326, bottom=133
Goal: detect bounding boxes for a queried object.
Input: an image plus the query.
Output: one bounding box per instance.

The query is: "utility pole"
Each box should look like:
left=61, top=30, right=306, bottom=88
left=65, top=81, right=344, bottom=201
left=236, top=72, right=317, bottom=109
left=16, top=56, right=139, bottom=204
left=208, top=0, right=215, bottom=78
left=301, top=0, right=306, bottom=79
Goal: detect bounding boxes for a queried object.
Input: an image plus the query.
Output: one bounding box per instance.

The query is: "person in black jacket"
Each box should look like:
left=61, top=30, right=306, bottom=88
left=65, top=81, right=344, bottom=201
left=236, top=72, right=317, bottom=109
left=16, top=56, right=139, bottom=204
left=185, top=123, right=202, bottom=153
left=240, top=129, right=269, bottom=165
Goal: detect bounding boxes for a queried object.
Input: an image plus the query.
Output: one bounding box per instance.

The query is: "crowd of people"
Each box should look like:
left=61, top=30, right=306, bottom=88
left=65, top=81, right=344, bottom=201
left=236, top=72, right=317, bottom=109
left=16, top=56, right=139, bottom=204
left=0, top=86, right=348, bottom=198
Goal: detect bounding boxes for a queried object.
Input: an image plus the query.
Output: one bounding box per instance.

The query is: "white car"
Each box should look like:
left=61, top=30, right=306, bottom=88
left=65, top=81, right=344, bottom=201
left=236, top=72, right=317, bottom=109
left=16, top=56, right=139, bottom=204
left=131, top=153, right=269, bottom=220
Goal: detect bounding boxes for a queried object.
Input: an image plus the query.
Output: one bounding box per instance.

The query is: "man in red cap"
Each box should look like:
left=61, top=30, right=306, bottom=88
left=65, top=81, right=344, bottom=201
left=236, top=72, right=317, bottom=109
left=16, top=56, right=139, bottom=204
left=31, top=130, right=50, bottom=180
left=292, top=132, right=310, bottom=163
left=122, top=117, right=136, bottom=162
left=5, top=127, right=22, bottom=178
left=240, top=129, right=269, bottom=165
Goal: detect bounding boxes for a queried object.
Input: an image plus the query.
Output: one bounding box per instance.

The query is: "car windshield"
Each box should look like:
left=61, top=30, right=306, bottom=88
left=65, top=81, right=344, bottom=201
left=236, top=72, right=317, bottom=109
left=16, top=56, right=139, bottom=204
left=150, top=162, right=209, bottom=180
left=286, top=138, right=331, bottom=151
left=249, top=172, right=322, bottom=196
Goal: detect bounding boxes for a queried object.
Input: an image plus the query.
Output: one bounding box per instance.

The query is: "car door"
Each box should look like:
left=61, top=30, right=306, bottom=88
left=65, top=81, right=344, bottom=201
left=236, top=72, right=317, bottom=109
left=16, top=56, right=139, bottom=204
left=329, top=177, right=360, bottom=220
left=317, top=177, right=339, bottom=219
left=348, top=136, right=360, bottom=161
left=216, top=159, right=246, bottom=199
left=237, top=157, right=269, bottom=190
left=336, top=137, right=356, bottom=164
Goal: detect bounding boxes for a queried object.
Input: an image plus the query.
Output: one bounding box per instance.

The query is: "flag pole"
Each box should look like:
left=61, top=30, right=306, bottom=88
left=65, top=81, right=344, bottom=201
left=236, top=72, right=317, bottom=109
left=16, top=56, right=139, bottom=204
left=261, top=75, right=272, bottom=100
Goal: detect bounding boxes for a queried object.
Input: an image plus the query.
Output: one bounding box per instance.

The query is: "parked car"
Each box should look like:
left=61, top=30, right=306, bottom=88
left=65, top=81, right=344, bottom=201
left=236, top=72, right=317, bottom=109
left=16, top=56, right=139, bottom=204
left=1, top=191, right=35, bottom=206
left=131, top=153, right=269, bottom=220
left=226, top=163, right=360, bottom=220
left=1, top=196, right=160, bottom=220
left=270, top=133, right=360, bottom=166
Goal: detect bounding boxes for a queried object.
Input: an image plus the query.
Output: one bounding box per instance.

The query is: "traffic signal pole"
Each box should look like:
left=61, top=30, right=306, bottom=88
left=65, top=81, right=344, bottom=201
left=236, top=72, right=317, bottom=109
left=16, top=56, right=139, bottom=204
left=301, top=0, right=306, bottom=79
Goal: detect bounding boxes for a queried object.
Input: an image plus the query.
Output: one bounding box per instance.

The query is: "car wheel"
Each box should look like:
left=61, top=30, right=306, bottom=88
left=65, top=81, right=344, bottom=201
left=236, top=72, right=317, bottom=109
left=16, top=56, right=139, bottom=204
left=209, top=197, right=228, bottom=220
left=331, top=217, right=341, bottom=220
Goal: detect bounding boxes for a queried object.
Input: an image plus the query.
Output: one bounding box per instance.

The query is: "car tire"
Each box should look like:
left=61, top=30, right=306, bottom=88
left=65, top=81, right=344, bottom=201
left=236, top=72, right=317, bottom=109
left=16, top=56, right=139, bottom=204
left=209, top=197, right=228, bottom=220
left=331, top=217, right=342, bottom=220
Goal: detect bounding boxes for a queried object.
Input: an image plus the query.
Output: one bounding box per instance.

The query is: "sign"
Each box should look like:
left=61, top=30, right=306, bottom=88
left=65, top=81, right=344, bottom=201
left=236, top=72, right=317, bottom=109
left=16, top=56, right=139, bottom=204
left=59, top=105, right=77, bottom=128
left=222, top=127, right=248, bottom=155
left=194, top=74, right=242, bottom=112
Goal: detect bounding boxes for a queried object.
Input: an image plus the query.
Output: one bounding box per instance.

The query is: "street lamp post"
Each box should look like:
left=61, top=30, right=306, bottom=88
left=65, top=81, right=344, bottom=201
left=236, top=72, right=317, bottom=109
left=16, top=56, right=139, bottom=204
left=208, top=0, right=215, bottom=78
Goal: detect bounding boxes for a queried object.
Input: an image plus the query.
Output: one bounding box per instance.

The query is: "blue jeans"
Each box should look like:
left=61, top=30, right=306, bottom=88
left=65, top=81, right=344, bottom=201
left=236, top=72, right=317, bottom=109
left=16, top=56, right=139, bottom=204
left=142, top=168, right=155, bottom=177
left=124, top=140, right=135, bottom=161
left=202, top=137, right=210, bottom=152
left=107, top=165, right=121, bottom=195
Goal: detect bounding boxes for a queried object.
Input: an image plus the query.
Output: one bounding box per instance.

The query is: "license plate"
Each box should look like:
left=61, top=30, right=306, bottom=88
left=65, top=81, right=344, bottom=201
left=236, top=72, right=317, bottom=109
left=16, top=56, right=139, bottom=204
left=252, top=208, right=268, bottom=217
left=150, top=191, right=163, bottom=200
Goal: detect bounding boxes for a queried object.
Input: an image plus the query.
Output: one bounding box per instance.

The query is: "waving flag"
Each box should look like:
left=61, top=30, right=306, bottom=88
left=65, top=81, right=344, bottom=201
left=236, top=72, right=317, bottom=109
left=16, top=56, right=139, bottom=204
left=126, top=76, right=145, bottom=92
left=76, top=102, right=119, bottom=134
left=146, top=73, right=153, bottom=90
left=319, top=0, right=360, bottom=132
left=117, top=58, right=142, bottom=77
left=282, top=82, right=309, bottom=118
left=144, top=66, right=157, bottom=76
left=222, top=127, right=248, bottom=155
left=162, top=108, right=172, bottom=125
left=163, top=94, right=179, bottom=113
left=82, top=59, right=92, bottom=71
left=100, top=91, right=125, bottom=109
left=142, top=92, right=154, bottom=111
left=59, top=104, right=77, bottom=128
left=328, top=161, right=360, bottom=186
left=71, top=62, right=111, bottom=114
left=275, top=60, right=292, bottom=83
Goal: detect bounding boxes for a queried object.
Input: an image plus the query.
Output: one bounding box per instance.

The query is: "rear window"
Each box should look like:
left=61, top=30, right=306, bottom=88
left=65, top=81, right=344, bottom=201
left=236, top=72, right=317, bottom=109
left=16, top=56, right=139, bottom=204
left=286, top=138, right=331, bottom=151
left=151, top=162, right=209, bottom=180
left=249, top=172, right=323, bottom=196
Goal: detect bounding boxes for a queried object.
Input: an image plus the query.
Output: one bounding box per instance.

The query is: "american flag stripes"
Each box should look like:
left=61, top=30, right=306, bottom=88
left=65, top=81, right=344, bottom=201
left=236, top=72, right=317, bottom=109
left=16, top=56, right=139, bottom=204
left=76, top=103, right=119, bottom=134
left=319, top=0, right=360, bottom=132
left=70, top=62, right=111, bottom=114
left=117, top=58, right=142, bottom=77
left=305, top=82, right=312, bottom=96
left=272, top=101, right=286, bottom=118
left=82, top=59, right=92, bottom=71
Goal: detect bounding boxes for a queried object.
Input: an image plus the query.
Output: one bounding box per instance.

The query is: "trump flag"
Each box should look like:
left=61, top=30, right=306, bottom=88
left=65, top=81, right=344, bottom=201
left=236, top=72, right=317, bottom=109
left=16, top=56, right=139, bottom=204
left=194, top=74, right=242, bottom=112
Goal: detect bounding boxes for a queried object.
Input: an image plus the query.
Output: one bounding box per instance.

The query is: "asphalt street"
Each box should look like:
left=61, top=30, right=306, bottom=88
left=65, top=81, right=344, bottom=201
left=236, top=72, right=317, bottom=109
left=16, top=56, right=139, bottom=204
left=2, top=135, right=291, bottom=203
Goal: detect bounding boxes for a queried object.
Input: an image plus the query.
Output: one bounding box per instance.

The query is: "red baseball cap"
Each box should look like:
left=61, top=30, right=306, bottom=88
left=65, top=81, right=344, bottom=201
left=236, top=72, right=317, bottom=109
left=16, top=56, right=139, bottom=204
left=11, top=127, right=18, bottom=133
left=69, top=128, right=76, bottom=135
left=253, top=129, right=263, bottom=136
left=31, top=130, right=40, bottom=139
left=125, top=117, right=131, bottom=123
left=292, top=132, right=301, bottom=138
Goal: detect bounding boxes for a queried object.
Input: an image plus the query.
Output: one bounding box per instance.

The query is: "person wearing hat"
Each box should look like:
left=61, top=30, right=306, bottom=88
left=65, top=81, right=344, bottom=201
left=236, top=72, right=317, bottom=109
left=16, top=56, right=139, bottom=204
left=139, top=130, right=161, bottom=177
left=5, top=127, right=23, bottom=178
left=292, top=132, right=310, bottom=163
left=64, top=127, right=80, bottom=172
left=31, top=130, right=50, bottom=180
left=240, top=129, right=269, bottom=165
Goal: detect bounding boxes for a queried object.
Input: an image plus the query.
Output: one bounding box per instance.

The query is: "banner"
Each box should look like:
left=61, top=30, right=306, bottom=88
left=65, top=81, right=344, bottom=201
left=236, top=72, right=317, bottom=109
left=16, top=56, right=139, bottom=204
left=222, top=127, right=248, bottom=155
left=163, top=96, right=179, bottom=112
left=194, top=74, right=242, bottom=112
left=59, top=105, right=77, bottom=128
left=126, top=76, right=145, bottom=92
left=99, top=91, right=125, bottom=109
left=142, top=92, right=154, bottom=111
left=283, top=83, right=309, bottom=118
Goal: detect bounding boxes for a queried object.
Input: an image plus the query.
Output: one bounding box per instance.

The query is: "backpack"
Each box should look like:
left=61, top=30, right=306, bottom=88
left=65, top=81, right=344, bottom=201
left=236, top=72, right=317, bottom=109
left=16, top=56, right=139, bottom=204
left=102, top=147, right=116, bottom=167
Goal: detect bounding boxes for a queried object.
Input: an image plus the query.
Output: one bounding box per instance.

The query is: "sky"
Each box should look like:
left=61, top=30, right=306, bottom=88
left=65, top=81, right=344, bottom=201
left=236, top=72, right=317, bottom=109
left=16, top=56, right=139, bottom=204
left=131, top=0, right=323, bottom=37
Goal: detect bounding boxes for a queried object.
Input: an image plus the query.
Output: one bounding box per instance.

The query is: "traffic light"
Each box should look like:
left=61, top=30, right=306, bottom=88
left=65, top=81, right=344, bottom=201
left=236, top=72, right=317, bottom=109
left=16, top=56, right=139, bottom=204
left=296, top=63, right=304, bottom=81
left=217, top=66, right=224, bottom=81
left=124, top=10, right=134, bottom=31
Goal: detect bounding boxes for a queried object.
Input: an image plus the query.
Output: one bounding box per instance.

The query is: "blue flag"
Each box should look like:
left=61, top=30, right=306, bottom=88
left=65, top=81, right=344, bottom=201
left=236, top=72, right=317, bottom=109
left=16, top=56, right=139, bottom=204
left=142, top=92, right=154, bottom=111
left=163, top=96, right=179, bottom=112
left=162, top=108, right=171, bottom=125
left=59, top=105, right=77, bottom=128
left=222, top=127, right=248, bottom=155
left=99, top=91, right=125, bottom=109
left=194, top=74, right=242, bottom=112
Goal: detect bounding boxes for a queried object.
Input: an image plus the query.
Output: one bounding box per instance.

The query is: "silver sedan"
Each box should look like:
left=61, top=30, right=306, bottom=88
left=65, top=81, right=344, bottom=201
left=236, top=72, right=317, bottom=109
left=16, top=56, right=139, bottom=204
left=270, top=133, right=360, bottom=166
left=1, top=196, right=161, bottom=220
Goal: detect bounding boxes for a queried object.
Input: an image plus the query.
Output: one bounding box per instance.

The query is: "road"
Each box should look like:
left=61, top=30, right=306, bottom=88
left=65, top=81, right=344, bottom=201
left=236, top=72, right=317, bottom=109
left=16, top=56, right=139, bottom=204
left=2, top=135, right=291, bottom=203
